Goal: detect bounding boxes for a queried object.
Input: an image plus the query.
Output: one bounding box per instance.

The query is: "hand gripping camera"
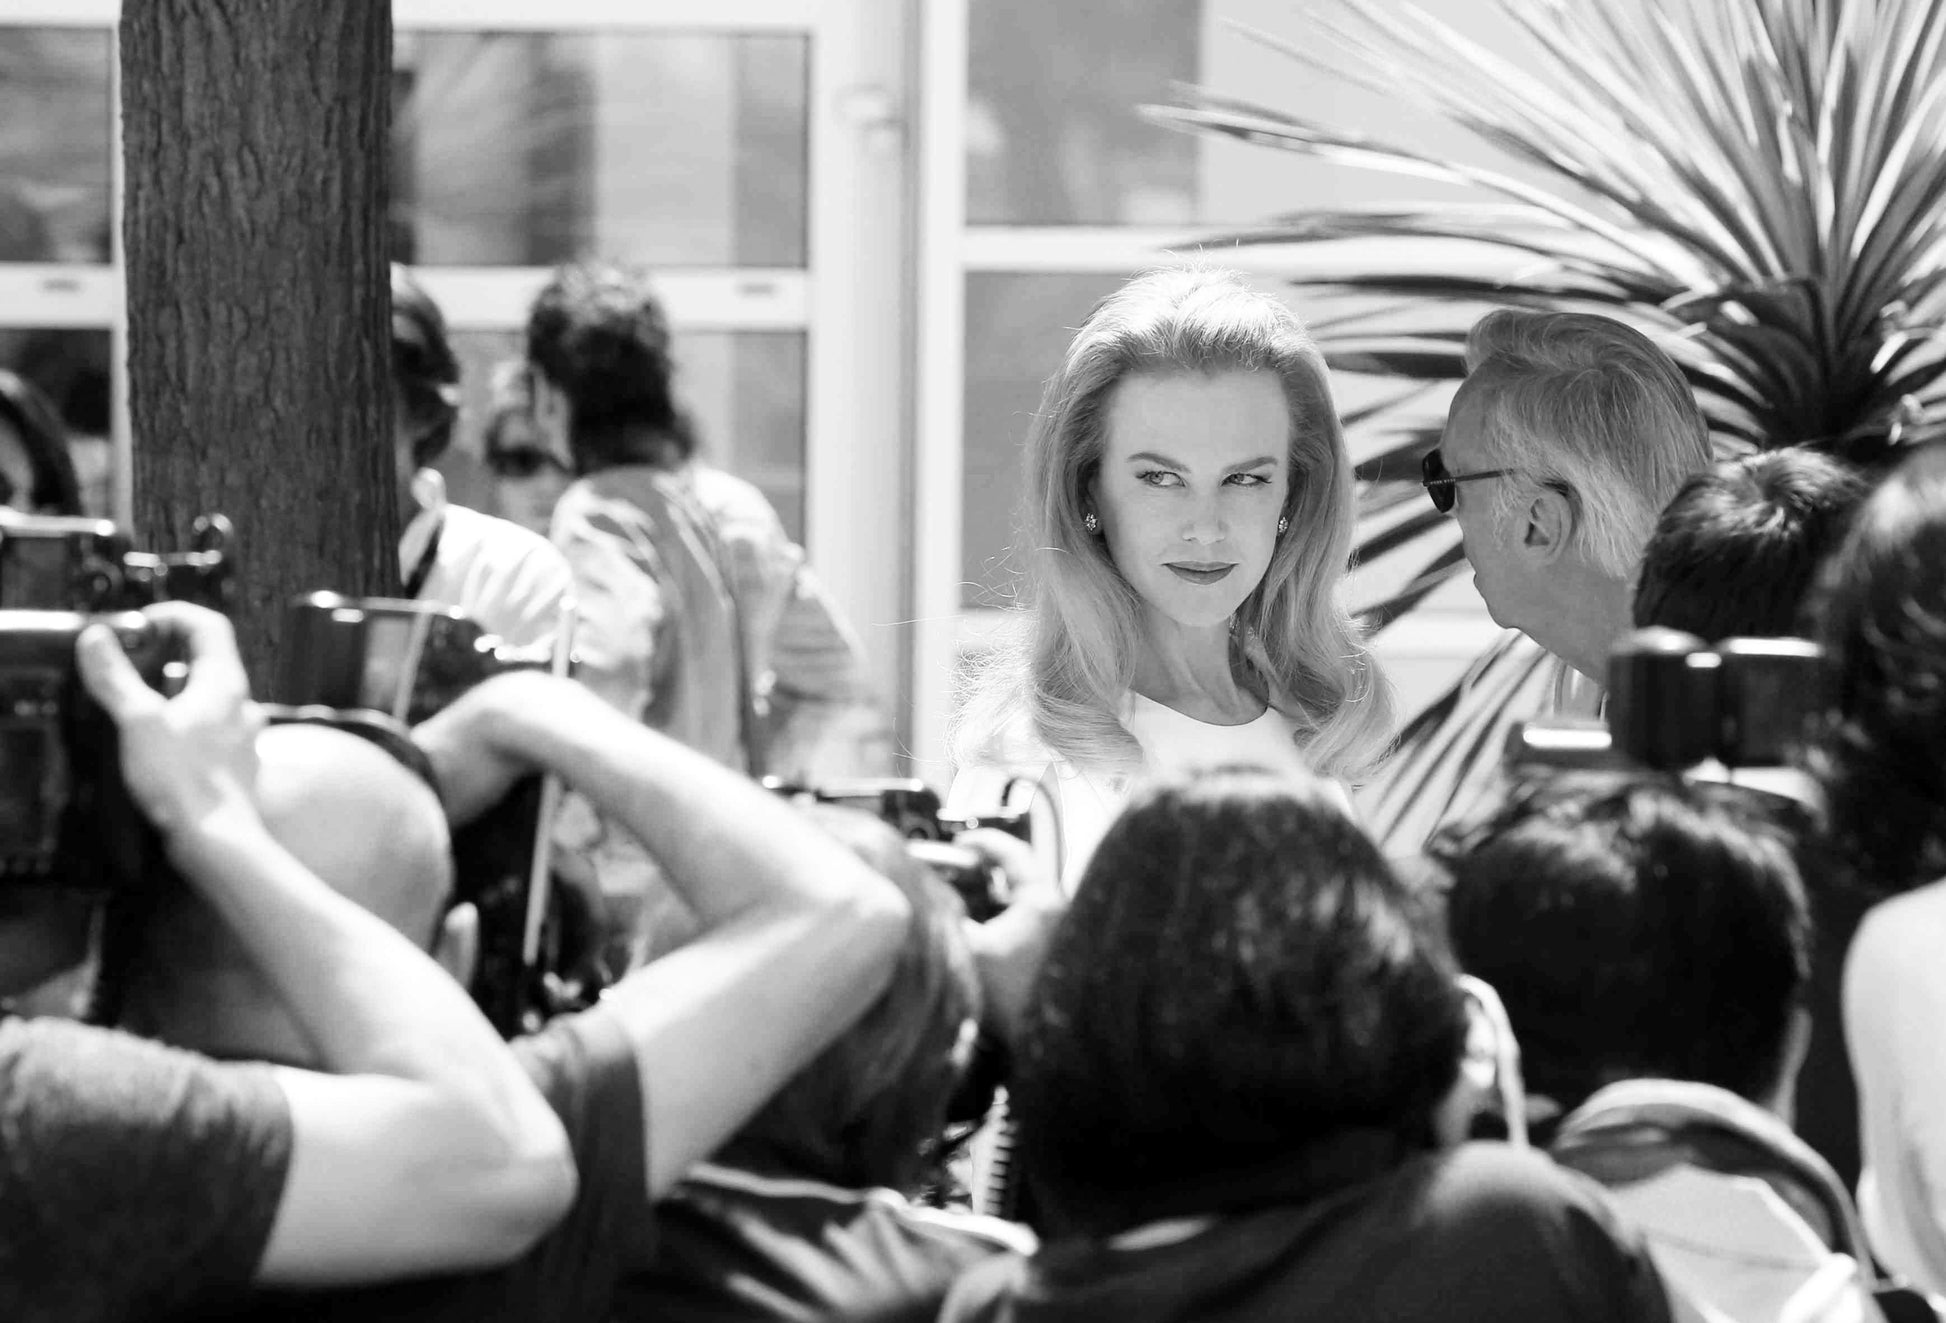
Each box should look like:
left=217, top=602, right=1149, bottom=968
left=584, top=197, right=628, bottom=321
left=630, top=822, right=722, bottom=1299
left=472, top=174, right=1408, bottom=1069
left=0, top=512, right=235, bottom=893
left=271, top=592, right=585, bottom=1037
left=760, top=777, right=1032, bottom=922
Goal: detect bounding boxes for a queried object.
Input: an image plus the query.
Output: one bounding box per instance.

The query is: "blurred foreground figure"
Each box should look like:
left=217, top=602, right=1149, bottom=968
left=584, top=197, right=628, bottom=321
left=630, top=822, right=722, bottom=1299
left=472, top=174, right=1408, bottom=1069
left=1809, top=444, right=1946, bottom=1300
left=941, top=764, right=1680, bottom=1323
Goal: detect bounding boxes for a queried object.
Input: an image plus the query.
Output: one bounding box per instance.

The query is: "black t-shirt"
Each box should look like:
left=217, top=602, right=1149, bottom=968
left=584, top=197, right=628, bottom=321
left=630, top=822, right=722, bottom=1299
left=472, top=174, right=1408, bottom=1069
left=0, top=1015, right=294, bottom=1323
left=617, top=1159, right=1033, bottom=1322
left=939, top=1144, right=1676, bottom=1323
left=238, top=1003, right=651, bottom=1322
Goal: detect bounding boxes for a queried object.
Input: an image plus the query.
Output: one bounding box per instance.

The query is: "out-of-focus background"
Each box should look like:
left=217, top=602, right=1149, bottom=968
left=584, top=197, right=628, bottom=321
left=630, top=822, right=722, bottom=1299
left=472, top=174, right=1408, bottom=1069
left=0, top=0, right=1532, bottom=779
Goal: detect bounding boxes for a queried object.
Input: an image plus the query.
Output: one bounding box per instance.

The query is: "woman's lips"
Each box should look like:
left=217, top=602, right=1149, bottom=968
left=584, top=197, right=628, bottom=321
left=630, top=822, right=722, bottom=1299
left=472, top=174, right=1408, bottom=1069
left=1166, top=563, right=1235, bottom=585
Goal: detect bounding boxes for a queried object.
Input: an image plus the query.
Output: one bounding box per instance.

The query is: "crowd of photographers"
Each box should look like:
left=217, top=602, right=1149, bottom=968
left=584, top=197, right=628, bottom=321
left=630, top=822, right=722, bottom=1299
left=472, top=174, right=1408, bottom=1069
left=11, top=283, right=1946, bottom=1323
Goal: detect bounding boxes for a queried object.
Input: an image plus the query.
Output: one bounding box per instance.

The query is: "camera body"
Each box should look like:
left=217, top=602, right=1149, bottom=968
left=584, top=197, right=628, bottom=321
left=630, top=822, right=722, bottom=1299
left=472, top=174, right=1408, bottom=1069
left=762, top=778, right=1031, bottom=922
left=274, top=591, right=582, bottom=1037
left=275, top=591, right=550, bottom=725
left=0, top=611, right=173, bottom=891
left=0, top=510, right=233, bottom=613
left=1510, top=628, right=1828, bottom=775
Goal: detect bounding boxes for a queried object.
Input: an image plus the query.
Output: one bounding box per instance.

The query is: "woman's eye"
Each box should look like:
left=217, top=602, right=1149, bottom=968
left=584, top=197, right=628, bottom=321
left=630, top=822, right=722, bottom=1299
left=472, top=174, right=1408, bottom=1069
left=1135, top=470, right=1182, bottom=488
left=1225, top=472, right=1272, bottom=488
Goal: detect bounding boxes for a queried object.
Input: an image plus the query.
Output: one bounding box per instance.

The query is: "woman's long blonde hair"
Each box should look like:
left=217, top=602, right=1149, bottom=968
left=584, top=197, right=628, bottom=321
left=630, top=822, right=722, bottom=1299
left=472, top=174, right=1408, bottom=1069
left=956, top=267, right=1395, bottom=781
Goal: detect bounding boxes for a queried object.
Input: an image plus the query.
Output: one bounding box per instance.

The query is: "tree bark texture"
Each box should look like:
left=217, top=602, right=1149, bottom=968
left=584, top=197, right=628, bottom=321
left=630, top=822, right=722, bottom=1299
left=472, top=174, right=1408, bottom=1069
left=121, top=1, right=394, bottom=693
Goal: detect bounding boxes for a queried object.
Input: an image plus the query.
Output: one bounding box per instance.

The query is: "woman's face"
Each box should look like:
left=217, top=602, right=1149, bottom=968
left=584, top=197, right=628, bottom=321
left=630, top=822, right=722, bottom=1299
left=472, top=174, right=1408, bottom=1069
left=486, top=410, right=573, bottom=536
left=0, top=417, right=43, bottom=511
left=1087, top=369, right=1292, bottom=633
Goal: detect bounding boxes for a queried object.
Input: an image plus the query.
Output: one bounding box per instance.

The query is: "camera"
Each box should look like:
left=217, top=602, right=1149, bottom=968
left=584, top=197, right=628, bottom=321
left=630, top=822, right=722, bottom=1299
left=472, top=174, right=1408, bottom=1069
left=275, top=591, right=551, bottom=726
left=0, top=611, right=175, bottom=891
left=761, top=778, right=1031, bottom=922
left=272, top=591, right=584, bottom=1037
left=0, top=510, right=233, bottom=613
left=1509, top=628, right=1828, bottom=774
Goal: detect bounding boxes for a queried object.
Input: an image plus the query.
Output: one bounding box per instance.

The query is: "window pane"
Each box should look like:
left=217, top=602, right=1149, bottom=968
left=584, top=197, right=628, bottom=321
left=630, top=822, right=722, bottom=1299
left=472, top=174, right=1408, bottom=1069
left=393, top=32, right=807, bottom=268
left=441, top=329, right=807, bottom=542
left=0, top=30, right=111, bottom=262
left=0, top=328, right=111, bottom=516
left=961, top=272, right=1130, bottom=608
left=967, top=0, right=1539, bottom=225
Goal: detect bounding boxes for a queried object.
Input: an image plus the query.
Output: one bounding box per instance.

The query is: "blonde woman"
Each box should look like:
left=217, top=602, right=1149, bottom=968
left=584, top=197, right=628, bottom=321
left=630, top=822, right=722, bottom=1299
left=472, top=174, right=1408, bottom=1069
left=952, top=267, right=1395, bottom=887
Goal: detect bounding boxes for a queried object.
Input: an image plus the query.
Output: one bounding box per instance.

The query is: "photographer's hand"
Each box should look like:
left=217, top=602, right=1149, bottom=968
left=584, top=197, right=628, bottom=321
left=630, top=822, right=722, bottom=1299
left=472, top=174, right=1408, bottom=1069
left=956, top=828, right=1066, bottom=1050
left=76, top=602, right=262, bottom=840
left=78, top=605, right=575, bottom=1285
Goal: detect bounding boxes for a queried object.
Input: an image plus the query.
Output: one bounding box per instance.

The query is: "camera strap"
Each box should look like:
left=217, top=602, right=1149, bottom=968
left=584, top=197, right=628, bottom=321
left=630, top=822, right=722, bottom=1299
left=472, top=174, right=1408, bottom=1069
left=403, top=513, right=445, bottom=601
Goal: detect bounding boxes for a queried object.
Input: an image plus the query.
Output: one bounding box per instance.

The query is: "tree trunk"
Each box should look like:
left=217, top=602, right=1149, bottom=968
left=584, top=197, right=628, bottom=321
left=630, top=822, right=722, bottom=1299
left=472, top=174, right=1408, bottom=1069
left=120, top=1, right=394, bottom=694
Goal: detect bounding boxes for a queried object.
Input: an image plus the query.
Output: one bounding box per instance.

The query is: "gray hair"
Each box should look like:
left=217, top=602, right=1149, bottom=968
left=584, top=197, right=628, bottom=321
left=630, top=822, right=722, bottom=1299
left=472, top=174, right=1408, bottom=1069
left=1462, top=310, right=1712, bottom=577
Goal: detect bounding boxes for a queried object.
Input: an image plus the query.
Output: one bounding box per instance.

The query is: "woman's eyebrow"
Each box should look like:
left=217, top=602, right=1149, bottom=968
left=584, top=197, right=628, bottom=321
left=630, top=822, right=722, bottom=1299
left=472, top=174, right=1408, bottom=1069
left=1124, top=450, right=1183, bottom=468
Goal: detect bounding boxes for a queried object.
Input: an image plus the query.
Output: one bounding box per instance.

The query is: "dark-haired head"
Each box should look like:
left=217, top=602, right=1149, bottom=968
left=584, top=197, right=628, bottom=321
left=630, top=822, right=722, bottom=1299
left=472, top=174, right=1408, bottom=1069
left=390, top=264, right=461, bottom=469
left=728, top=805, right=979, bottom=1193
left=524, top=261, right=697, bottom=471
left=0, top=370, right=82, bottom=514
left=1011, top=765, right=1466, bottom=1237
left=1634, top=448, right=1870, bottom=640
left=1434, top=774, right=1810, bottom=1116
left=1810, top=442, right=1946, bottom=893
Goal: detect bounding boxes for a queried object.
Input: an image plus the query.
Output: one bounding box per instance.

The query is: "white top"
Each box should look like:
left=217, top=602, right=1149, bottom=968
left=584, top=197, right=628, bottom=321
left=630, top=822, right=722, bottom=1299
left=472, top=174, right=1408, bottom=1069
left=399, top=469, right=575, bottom=649
left=1845, top=879, right=1946, bottom=1295
left=950, top=692, right=1352, bottom=892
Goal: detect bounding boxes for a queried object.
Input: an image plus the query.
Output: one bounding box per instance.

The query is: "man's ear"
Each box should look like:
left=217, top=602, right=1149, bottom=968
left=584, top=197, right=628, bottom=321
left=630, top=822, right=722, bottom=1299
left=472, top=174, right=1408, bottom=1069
left=1520, top=486, right=1575, bottom=561
left=433, top=902, right=480, bottom=990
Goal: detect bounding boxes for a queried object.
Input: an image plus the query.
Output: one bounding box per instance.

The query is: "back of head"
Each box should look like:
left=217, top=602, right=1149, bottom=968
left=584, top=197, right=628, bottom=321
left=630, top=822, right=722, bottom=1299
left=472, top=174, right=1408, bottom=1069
left=118, top=723, right=454, bottom=1061
left=728, top=805, right=979, bottom=1192
left=524, top=261, right=695, bottom=469
left=0, top=369, right=81, bottom=514
left=391, top=264, right=461, bottom=467
left=1811, top=442, right=1946, bottom=893
left=1012, top=765, right=1466, bottom=1236
left=1635, top=449, right=1869, bottom=640
left=956, top=265, right=1392, bottom=781
left=1437, top=775, right=1810, bottom=1114
left=1463, top=310, right=1711, bottom=577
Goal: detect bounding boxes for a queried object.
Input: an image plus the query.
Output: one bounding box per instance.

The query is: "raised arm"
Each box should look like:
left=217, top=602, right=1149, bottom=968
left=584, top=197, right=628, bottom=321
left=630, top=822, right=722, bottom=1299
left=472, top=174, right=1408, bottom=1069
left=78, top=605, right=576, bottom=1285
left=416, top=669, right=910, bottom=1199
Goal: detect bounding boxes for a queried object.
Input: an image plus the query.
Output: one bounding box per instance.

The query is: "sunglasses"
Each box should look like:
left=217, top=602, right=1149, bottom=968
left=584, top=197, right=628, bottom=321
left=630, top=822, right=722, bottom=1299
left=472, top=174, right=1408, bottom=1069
left=1422, top=447, right=1514, bottom=514
left=486, top=447, right=571, bottom=480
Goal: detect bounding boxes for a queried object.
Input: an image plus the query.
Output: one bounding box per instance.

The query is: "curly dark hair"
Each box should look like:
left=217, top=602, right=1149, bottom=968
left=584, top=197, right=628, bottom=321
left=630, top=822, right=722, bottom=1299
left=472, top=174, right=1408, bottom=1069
left=1809, top=442, right=1946, bottom=894
left=1011, top=765, right=1467, bottom=1237
left=524, top=262, right=697, bottom=469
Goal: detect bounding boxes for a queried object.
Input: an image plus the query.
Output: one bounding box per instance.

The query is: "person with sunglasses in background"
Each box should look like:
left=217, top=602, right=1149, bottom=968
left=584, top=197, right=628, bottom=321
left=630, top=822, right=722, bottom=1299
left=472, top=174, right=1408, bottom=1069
left=393, top=265, right=574, bottom=649
left=481, top=360, right=574, bottom=539
left=1426, top=310, right=1710, bottom=708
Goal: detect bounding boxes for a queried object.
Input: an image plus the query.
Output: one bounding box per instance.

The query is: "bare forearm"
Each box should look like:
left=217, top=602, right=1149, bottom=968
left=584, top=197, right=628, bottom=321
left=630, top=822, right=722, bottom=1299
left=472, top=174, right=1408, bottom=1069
left=509, top=681, right=884, bottom=925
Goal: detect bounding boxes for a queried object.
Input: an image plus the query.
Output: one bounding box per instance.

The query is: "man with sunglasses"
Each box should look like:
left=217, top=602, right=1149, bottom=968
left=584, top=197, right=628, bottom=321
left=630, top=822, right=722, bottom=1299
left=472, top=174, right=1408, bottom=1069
left=1426, top=310, right=1710, bottom=686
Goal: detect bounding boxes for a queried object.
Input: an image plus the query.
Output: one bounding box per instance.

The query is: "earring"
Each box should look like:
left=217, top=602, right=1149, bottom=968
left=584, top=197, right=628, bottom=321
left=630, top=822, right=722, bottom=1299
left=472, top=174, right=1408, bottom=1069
left=1277, top=515, right=1289, bottom=536
left=1084, top=512, right=1100, bottom=535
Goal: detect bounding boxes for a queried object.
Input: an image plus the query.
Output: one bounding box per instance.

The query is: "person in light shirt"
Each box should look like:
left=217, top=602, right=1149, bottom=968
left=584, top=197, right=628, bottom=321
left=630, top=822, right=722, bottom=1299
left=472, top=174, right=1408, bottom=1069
left=950, top=266, right=1395, bottom=887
